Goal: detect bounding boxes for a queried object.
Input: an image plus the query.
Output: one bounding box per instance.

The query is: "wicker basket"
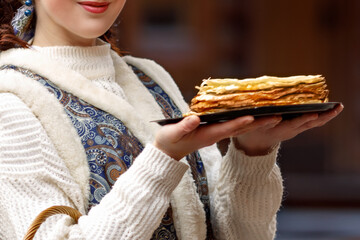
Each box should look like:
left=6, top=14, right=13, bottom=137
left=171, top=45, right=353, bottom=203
left=23, top=205, right=82, bottom=240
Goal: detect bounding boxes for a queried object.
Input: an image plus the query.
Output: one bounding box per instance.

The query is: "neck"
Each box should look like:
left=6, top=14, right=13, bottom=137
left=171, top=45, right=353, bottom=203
left=32, top=22, right=97, bottom=47
left=32, top=33, right=96, bottom=47
left=31, top=42, right=128, bottom=99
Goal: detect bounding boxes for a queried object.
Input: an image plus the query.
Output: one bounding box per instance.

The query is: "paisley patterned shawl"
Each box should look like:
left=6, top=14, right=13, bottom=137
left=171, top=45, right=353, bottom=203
left=0, top=64, right=214, bottom=240
left=131, top=65, right=214, bottom=239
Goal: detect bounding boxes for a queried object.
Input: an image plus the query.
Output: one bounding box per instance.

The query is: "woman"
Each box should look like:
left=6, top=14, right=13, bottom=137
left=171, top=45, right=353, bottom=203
left=0, top=0, right=343, bottom=239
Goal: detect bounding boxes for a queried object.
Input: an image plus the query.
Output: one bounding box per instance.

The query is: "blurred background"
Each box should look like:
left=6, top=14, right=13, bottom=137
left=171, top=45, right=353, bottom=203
left=115, top=0, right=360, bottom=239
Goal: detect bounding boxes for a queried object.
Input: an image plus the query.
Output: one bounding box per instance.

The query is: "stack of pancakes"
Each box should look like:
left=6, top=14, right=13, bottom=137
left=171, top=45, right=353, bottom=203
left=187, top=75, right=329, bottom=115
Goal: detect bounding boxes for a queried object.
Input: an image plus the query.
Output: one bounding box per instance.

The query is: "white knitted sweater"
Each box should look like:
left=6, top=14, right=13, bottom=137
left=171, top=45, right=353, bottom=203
left=0, top=42, right=283, bottom=240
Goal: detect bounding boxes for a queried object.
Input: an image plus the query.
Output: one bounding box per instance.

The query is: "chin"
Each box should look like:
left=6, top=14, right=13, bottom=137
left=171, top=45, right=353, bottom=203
left=74, top=31, right=109, bottom=43
left=72, top=23, right=114, bottom=40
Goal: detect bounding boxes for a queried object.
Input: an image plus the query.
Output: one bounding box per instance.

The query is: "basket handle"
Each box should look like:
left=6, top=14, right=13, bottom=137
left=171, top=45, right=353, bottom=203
left=23, top=205, right=82, bottom=240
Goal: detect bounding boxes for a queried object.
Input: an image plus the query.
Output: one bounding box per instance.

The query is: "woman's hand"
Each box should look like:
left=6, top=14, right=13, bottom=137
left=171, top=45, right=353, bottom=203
left=153, top=115, right=255, bottom=160
left=233, top=103, right=344, bottom=156
left=153, top=103, right=343, bottom=160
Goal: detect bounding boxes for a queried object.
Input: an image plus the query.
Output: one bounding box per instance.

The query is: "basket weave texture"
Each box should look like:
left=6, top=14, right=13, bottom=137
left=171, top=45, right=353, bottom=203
left=23, top=205, right=82, bottom=240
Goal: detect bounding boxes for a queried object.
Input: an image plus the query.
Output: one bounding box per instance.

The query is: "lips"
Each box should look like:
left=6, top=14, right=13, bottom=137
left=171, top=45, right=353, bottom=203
left=78, top=1, right=110, bottom=14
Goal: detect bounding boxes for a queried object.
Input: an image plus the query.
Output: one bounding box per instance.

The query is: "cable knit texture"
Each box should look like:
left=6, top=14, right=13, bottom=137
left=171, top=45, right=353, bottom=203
left=0, top=41, right=283, bottom=240
left=31, top=39, right=128, bottom=99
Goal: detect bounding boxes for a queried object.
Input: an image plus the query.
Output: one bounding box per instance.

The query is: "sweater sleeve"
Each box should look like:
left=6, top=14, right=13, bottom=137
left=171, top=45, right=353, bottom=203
left=200, top=140, right=283, bottom=240
left=0, top=93, right=188, bottom=240
left=122, top=55, right=284, bottom=240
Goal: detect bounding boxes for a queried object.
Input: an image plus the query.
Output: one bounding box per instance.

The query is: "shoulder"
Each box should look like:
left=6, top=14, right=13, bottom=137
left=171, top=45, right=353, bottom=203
left=0, top=92, right=32, bottom=116
left=122, top=55, right=168, bottom=73
left=122, top=55, right=175, bottom=86
left=121, top=55, right=190, bottom=113
left=0, top=47, right=46, bottom=66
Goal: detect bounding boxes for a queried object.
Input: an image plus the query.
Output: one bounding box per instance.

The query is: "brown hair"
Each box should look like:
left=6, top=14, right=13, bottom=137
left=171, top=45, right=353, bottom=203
left=0, top=0, right=30, bottom=50
left=101, top=28, right=122, bottom=56
left=0, top=0, right=122, bottom=54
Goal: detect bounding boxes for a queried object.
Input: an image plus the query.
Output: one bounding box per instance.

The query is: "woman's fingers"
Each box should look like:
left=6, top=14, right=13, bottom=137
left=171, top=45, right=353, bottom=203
left=314, top=103, right=343, bottom=126
left=168, top=115, right=201, bottom=142
left=250, top=116, right=282, bottom=131
left=232, top=104, right=343, bottom=155
left=295, top=103, right=343, bottom=132
left=154, top=103, right=344, bottom=160
left=153, top=115, right=256, bottom=160
left=267, top=103, right=344, bottom=141
left=205, top=115, right=255, bottom=139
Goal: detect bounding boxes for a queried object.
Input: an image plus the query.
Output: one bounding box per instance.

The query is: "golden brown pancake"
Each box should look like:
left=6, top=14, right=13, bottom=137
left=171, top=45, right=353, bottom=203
left=187, top=75, right=329, bottom=115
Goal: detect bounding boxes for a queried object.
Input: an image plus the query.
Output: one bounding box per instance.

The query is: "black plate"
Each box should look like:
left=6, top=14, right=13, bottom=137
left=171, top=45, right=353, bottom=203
left=152, top=102, right=340, bottom=126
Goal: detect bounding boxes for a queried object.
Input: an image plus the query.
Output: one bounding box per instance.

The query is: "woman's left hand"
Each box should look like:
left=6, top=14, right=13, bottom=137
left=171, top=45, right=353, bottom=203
left=232, top=103, right=344, bottom=156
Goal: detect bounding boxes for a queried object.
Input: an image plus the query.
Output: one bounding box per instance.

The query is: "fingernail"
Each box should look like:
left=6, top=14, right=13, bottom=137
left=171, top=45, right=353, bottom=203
left=266, top=119, right=280, bottom=128
left=268, top=116, right=281, bottom=124
left=186, top=115, right=197, bottom=121
left=243, top=117, right=254, bottom=124
left=185, top=115, right=200, bottom=125
left=334, top=103, right=344, bottom=112
left=338, top=104, right=344, bottom=112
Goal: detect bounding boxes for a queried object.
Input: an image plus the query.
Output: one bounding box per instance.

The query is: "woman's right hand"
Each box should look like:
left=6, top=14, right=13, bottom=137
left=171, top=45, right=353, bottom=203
left=153, top=114, right=256, bottom=160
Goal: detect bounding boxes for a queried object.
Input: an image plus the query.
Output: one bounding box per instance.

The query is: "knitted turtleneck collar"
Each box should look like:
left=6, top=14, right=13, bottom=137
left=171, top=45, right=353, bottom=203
left=31, top=39, right=127, bottom=99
